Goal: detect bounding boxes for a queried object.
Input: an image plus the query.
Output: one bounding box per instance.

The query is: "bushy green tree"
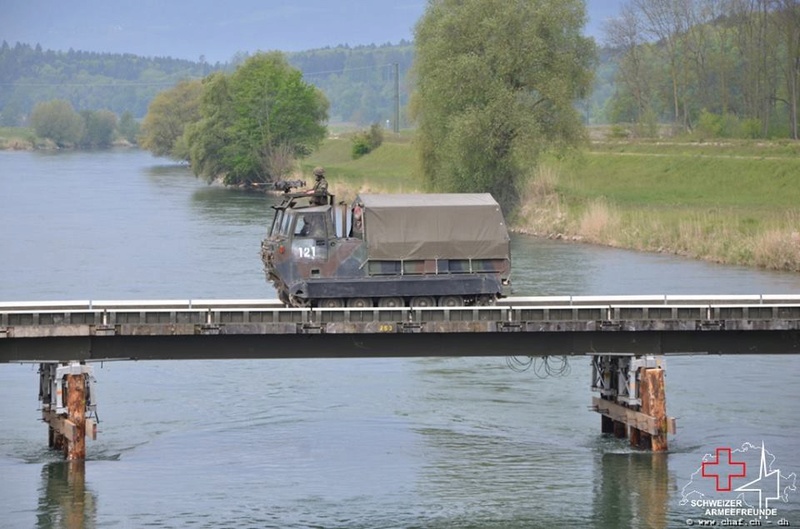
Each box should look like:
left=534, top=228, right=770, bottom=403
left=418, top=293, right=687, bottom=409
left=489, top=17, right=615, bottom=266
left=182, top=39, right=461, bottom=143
left=351, top=122, right=384, bottom=159
left=184, top=73, right=235, bottom=180
left=30, top=99, right=84, bottom=146
left=188, top=52, right=328, bottom=185
left=412, top=0, right=595, bottom=213
left=117, top=111, right=140, bottom=144
left=80, top=109, right=117, bottom=147
left=139, top=79, right=203, bottom=159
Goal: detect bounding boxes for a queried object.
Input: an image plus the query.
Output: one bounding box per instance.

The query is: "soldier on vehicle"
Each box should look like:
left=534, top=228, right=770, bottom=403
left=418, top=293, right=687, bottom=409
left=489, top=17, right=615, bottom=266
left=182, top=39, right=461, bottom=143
left=307, top=166, right=328, bottom=205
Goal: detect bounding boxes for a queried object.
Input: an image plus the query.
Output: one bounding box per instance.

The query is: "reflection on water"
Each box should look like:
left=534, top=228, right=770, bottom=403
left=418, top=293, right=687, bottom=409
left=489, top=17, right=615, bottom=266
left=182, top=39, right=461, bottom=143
left=190, top=185, right=273, bottom=225
left=593, top=451, right=671, bottom=529
left=145, top=161, right=190, bottom=178
left=37, top=461, right=96, bottom=529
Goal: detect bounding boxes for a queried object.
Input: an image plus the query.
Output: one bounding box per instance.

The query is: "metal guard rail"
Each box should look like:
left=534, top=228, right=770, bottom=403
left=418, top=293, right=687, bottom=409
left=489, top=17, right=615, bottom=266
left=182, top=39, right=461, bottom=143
left=1, top=296, right=800, bottom=337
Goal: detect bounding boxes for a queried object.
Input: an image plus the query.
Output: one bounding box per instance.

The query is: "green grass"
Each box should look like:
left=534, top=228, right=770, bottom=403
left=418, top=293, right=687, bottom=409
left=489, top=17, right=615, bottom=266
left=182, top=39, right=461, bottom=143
left=0, top=126, right=36, bottom=149
left=557, top=150, right=800, bottom=209
left=301, top=132, right=421, bottom=198
left=519, top=140, right=800, bottom=271
left=588, top=138, right=800, bottom=158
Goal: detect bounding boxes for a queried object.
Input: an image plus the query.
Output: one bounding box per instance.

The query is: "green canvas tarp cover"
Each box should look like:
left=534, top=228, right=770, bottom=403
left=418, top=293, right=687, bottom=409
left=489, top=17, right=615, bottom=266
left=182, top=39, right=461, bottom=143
left=356, top=193, right=510, bottom=261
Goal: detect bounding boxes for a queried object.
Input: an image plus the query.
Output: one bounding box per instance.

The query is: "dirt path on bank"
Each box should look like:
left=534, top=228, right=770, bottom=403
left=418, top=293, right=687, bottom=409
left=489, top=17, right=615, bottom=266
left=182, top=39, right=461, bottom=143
left=586, top=150, right=795, bottom=161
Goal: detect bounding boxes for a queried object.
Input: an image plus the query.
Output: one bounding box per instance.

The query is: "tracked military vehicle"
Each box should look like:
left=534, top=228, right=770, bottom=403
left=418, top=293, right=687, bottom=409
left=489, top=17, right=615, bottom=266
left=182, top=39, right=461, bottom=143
left=261, top=190, right=511, bottom=307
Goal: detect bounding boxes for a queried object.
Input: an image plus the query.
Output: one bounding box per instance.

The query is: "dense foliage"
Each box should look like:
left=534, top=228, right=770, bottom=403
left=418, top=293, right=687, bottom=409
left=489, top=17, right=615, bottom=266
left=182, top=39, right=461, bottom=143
left=0, top=41, right=214, bottom=125
left=30, top=100, right=84, bottom=146
left=605, top=0, right=800, bottom=139
left=139, top=80, right=203, bottom=158
left=351, top=123, right=384, bottom=159
left=412, top=0, right=595, bottom=213
left=29, top=99, right=132, bottom=147
left=142, top=52, right=328, bottom=185
left=288, top=42, right=414, bottom=127
left=0, top=40, right=409, bottom=129
left=4, top=1, right=797, bottom=143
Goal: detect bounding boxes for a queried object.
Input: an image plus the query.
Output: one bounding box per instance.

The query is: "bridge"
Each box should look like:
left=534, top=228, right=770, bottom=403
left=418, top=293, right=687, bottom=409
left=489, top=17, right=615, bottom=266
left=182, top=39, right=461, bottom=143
left=2, top=294, right=799, bottom=458
left=2, top=294, right=800, bottom=362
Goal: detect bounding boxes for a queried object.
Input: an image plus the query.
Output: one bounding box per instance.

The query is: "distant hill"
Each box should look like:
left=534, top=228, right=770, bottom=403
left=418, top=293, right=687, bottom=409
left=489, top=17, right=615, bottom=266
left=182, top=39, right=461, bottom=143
left=0, top=0, right=425, bottom=63
left=0, top=40, right=419, bottom=127
left=0, top=39, right=612, bottom=128
left=287, top=42, right=415, bottom=128
left=0, top=41, right=214, bottom=124
left=1, top=1, right=623, bottom=63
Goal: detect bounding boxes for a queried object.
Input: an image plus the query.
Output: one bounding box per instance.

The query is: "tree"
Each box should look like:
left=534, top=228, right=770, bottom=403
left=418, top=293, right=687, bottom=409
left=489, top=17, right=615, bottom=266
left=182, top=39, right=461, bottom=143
left=30, top=99, right=84, bottom=146
left=774, top=0, right=800, bottom=139
left=412, top=0, right=595, bottom=213
left=139, top=79, right=203, bottom=159
left=604, top=4, right=657, bottom=130
left=188, top=52, right=328, bottom=185
left=606, top=0, right=797, bottom=139
left=184, top=73, right=235, bottom=180
left=117, top=111, right=140, bottom=144
left=80, top=109, right=117, bottom=147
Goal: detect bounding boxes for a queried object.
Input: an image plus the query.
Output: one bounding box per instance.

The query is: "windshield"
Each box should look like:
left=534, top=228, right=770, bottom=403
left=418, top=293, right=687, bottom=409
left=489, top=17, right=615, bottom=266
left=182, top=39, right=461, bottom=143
left=293, top=213, right=327, bottom=239
left=269, top=210, right=284, bottom=237
left=280, top=211, right=294, bottom=237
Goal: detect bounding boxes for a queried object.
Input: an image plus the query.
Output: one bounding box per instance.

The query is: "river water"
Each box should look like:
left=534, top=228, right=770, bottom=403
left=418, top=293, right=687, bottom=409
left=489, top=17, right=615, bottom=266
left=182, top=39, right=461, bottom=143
left=0, top=149, right=798, bottom=528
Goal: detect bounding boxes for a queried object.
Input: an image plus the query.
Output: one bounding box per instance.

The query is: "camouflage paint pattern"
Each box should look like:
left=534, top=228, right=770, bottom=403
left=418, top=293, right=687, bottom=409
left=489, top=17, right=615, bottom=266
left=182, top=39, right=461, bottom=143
left=261, top=194, right=511, bottom=307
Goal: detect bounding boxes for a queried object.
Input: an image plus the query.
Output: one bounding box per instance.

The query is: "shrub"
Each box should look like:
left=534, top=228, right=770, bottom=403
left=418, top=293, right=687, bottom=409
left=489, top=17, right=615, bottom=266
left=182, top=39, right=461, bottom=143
left=30, top=100, right=84, bottom=147
left=607, top=124, right=630, bottom=139
left=696, top=109, right=723, bottom=139
left=739, top=119, right=762, bottom=139
left=351, top=123, right=384, bottom=159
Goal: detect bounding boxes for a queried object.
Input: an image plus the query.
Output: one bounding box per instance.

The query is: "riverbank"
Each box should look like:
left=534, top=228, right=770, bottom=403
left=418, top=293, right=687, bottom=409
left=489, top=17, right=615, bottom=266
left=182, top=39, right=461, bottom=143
left=0, top=127, right=42, bottom=150
left=515, top=140, right=800, bottom=272
left=303, top=133, right=800, bottom=273
left=0, top=127, right=134, bottom=150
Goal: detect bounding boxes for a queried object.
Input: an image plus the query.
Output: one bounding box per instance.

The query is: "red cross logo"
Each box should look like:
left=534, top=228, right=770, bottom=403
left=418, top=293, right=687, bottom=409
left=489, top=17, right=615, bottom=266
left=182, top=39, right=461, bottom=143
left=702, top=447, right=747, bottom=491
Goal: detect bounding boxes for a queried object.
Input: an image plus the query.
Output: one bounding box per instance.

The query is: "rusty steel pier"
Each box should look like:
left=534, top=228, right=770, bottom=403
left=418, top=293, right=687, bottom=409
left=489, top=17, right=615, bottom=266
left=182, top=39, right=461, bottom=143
left=2, top=294, right=799, bottom=457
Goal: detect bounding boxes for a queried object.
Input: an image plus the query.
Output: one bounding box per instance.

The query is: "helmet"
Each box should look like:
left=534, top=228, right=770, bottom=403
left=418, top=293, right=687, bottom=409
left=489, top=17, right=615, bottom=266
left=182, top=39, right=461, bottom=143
left=313, top=166, right=325, bottom=178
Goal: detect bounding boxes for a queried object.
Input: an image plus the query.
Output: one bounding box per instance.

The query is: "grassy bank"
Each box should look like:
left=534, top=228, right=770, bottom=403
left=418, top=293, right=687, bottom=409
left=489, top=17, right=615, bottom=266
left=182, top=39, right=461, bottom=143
left=300, top=131, right=422, bottom=203
left=305, top=133, right=800, bottom=273
left=0, top=127, right=38, bottom=150
left=516, top=140, right=800, bottom=272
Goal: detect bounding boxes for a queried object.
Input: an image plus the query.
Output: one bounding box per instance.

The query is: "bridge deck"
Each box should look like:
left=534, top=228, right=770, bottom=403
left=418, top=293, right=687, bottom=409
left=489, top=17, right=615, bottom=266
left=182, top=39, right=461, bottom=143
left=1, top=295, right=799, bottom=361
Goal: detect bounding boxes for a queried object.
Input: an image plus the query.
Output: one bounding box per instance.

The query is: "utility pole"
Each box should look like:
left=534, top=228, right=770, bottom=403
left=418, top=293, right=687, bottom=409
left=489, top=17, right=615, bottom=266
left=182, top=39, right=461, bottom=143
left=394, top=63, right=400, bottom=134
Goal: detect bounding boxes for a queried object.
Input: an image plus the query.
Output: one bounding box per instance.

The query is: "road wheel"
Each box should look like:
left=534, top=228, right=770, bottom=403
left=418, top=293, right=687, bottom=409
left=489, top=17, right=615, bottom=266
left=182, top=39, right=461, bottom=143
left=318, top=298, right=344, bottom=308
left=378, top=297, right=404, bottom=308
left=346, top=297, right=373, bottom=308
left=410, top=296, right=436, bottom=308
left=438, top=295, right=464, bottom=307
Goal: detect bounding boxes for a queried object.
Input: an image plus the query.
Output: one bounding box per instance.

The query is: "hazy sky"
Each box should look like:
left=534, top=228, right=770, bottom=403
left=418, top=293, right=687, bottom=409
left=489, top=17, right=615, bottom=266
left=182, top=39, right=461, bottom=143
left=2, top=0, right=624, bottom=63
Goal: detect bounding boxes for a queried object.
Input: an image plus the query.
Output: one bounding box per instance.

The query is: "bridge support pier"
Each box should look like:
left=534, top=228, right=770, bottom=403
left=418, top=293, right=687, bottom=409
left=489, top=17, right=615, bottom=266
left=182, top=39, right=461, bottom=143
left=590, top=354, right=675, bottom=452
left=39, top=362, right=98, bottom=460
